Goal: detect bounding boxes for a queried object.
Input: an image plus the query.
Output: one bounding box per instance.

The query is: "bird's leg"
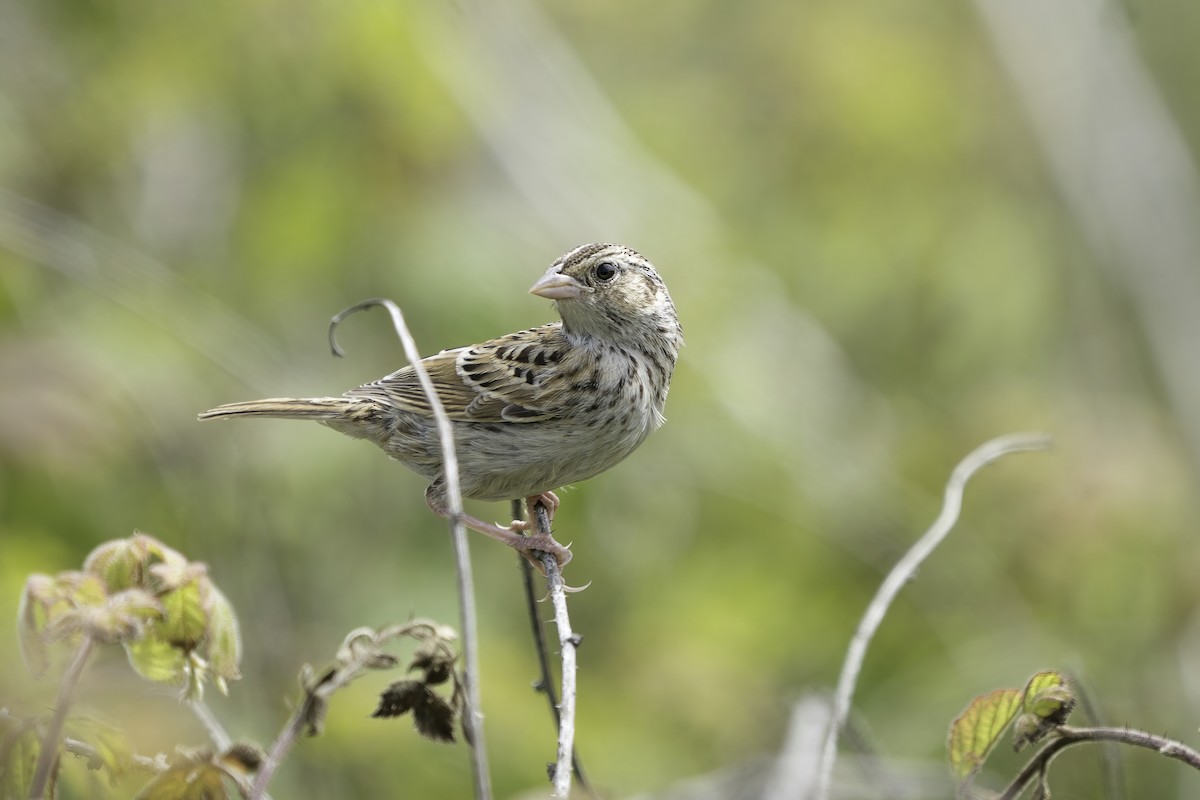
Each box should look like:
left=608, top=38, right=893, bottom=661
left=425, top=486, right=571, bottom=571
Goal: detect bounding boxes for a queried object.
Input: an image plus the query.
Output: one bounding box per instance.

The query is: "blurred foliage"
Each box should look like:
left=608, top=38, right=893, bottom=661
left=2, top=0, right=1199, bottom=797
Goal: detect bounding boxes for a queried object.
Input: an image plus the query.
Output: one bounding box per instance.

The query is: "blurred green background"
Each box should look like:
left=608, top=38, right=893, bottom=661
left=3, top=0, right=1200, bottom=797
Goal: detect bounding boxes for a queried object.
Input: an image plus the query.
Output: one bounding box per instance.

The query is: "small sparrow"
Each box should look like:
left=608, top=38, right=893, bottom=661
left=199, top=243, right=682, bottom=569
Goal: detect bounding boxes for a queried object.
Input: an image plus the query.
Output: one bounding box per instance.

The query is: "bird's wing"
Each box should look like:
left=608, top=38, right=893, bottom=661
left=345, top=323, right=571, bottom=423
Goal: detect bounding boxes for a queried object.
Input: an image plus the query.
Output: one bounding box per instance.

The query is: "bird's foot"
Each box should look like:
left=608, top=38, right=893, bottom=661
left=515, top=532, right=573, bottom=572
left=453, top=512, right=572, bottom=573
left=426, top=487, right=571, bottom=574
left=525, top=491, right=560, bottom=526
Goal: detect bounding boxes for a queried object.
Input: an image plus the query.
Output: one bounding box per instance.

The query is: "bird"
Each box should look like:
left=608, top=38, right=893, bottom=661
left=199, top=243, right=682, bottom=570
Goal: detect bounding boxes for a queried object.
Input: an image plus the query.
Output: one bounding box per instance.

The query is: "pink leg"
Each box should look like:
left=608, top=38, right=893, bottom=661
left=425, top=488, right=571, bottom=571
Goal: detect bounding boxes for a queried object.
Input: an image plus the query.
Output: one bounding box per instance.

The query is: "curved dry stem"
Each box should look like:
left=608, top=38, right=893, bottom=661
left=813, top=433, right=1053, bottom=800
left=999, top=725, right=1200, bottom=800
left=328, top=299, right=492, bottom=800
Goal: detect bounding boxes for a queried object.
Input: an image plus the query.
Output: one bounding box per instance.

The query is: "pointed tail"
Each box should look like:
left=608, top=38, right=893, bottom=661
left=198, top=397, right=356, bottom=421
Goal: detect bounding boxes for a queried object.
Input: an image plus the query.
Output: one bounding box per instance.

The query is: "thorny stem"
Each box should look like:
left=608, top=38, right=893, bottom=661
left=28, top=635, right=95, bottom=800
left=814, top=433, right=1053, bottom=800
left=329, top=299, right=492, bottom=800
left=999, top=725, right=1200, bottom=800
left=516, top=500, right=594, bottom=797
left=535, top=503, right=580, bottom=799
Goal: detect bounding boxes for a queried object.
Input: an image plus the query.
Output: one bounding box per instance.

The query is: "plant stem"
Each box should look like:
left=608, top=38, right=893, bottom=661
left=517, top=500, right=594, bottom=796
left=814, top=433, right=1052, bottom=800
left=535, top=504, right=579, bottom=799
left=328, top=298, right=491, bottom=799
left=1000, top=725, right=1200, bottom=799
left=28, top=635, right=95, bottom=800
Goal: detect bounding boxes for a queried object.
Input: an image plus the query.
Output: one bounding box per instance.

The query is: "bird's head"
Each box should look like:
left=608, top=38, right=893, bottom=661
left=529, top=243, right=681, bottom=352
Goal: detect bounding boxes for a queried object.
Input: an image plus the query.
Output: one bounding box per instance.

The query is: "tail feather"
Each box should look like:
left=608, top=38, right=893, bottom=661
left=198, top=397, right=355, bottom=421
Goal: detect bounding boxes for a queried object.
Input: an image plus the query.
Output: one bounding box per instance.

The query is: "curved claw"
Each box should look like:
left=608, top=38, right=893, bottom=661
left=536, top=580, right=592, bottom=602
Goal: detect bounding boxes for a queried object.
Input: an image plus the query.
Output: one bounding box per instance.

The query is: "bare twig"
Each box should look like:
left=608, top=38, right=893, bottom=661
left=62, top=737, right=168, bottom=774
left=761, top=695, right=831, bottom=800
left=187, top=699, right=233, bottom=751
left=29, top=634, right=95, bottom=800
left=328, top=298, right=492, bottom=800
left=187, top=698, right=273, bottom=799
left=999, top=725, right=1200, bottom=800
left=517, top=500, right=595, bottom=796
left=814, top=433, right=1053, bottom=800
left=535, top=503, right=580, bottom=798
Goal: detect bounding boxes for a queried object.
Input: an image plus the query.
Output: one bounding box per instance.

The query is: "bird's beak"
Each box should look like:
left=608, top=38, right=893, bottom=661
left=529, top=267, right=590, bottom=300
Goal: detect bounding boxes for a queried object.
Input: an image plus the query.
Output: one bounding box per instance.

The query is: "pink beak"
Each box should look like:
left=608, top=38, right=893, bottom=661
left=529, top=267, right=590, bottom=300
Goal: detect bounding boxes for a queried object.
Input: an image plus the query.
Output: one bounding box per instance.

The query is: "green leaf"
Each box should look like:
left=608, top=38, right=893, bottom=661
left=84, top=537, right=151, bottom=592
left=1022, top=671, right=1066, bottom=707
left=103, top=589, right=166, bottom=639
left=17, top=572, right=109, bottom=674
left=1012, top=671, right=1076, bottom=750
left=61, top=572, right=109, bottom=609
left=159, top=580, right=207, bottom=651
left=1022, top=671, right=1075, bottom=721
left=124, top=633, right=187, bottom=685
left=948, top=687, right=1023, bottom=781
left=17, top=575, right=54, bottom=676
left=203, top=585, right=242, bottom=688
left=133, top=761, right=229, bottom=800
left=62, top=716, right=133, bottom=784
left=0, top=717, right=42, bottom=800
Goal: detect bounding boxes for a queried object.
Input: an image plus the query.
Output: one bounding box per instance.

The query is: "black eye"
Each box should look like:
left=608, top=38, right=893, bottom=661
left=594, top=261, right=618, bottom=282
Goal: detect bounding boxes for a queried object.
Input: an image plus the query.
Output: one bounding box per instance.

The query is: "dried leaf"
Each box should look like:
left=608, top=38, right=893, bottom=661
left=411, top=691, right=456, bottom=744
left=373, top=680, right=424, bottom=719
left=409, top=642, right=453, bottom=685
left=373, top=681, right=456, bottom=744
